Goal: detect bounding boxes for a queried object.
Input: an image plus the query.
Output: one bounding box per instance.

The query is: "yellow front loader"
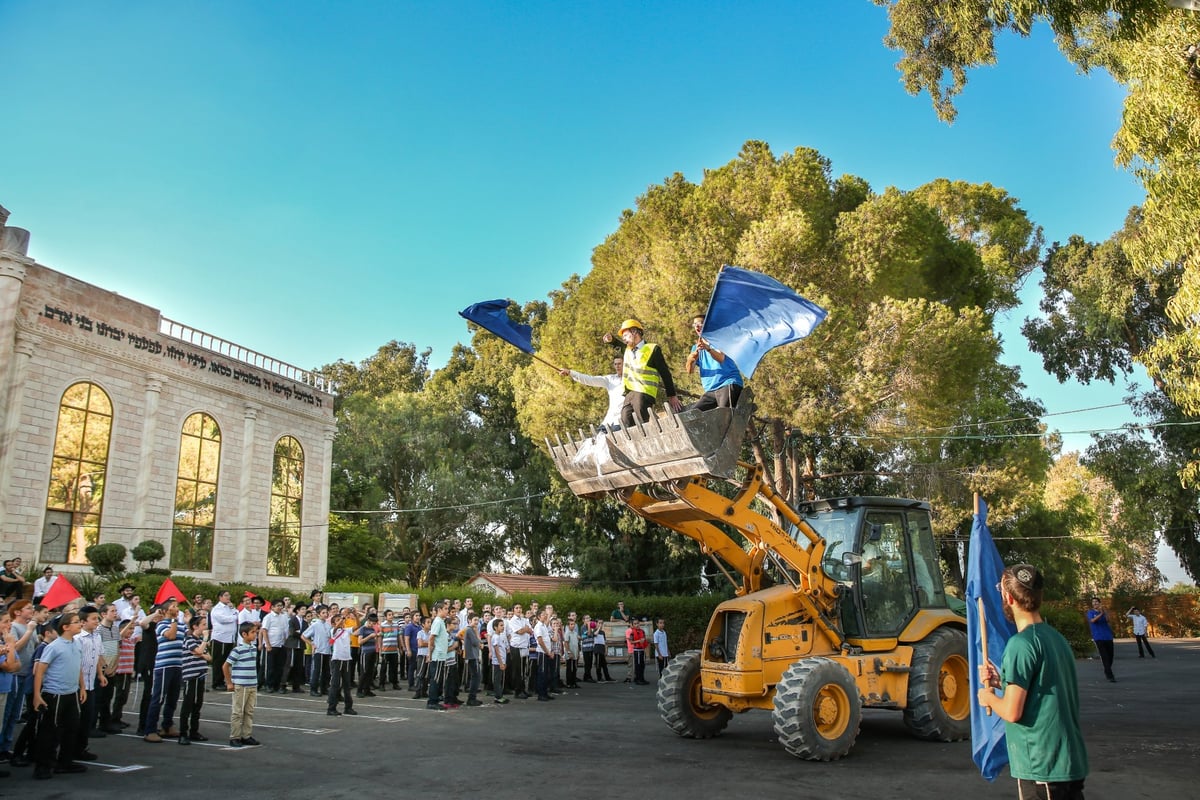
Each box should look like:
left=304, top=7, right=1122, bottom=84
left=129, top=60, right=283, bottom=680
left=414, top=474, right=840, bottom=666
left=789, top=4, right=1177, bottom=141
left=547, top=389, right=969, bottom=760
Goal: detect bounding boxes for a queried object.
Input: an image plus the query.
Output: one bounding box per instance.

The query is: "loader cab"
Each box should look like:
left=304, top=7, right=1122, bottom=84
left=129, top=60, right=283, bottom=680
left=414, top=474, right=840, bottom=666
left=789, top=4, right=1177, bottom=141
left=800, top=497, right=946, bottom=641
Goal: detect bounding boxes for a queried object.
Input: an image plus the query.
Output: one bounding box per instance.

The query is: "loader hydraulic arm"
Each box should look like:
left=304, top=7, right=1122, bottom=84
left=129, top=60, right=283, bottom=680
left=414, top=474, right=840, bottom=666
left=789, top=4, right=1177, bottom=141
left=619, top=465, right=844, bottom=647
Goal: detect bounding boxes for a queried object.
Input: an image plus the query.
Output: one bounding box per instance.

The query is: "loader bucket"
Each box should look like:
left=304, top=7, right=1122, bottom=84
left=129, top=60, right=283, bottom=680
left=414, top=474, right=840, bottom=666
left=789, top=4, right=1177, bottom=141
left=547, top=389, right=754, bottom=496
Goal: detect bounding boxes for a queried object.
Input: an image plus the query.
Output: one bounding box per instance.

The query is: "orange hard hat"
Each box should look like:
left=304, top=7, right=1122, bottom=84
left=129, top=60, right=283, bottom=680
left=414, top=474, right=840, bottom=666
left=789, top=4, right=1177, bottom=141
left=618, top=318, right=644, bottom=335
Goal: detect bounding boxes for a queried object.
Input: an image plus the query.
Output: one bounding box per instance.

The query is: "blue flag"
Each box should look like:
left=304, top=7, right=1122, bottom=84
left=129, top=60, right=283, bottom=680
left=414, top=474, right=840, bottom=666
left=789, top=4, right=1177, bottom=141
left=459, top=299, right=534, bottom=354
left=701, top=266, right=827, bottom=379
left=966, top=498, right=1016, bottom=781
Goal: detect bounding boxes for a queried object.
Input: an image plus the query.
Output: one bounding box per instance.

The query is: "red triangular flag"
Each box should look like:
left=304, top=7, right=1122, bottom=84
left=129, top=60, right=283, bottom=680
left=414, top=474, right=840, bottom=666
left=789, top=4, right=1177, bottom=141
left=154, top=578, right=187, bottom=606
left=40, top=575, right=83, bottom=610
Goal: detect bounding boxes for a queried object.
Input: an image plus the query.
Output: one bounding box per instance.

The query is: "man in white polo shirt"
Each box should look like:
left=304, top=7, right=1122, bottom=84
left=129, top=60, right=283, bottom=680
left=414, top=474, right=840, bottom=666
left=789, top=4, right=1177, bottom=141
left=209, top=590, right=239, bottom=690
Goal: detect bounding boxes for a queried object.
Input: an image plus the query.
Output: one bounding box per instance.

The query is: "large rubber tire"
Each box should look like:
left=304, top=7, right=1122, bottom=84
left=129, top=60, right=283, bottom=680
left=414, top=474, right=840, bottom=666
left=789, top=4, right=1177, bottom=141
left=657, top=650, right=732, bottom=739
left=772, top=657, right=862, bottom=761
left=903, top=627, right=971, bottom=741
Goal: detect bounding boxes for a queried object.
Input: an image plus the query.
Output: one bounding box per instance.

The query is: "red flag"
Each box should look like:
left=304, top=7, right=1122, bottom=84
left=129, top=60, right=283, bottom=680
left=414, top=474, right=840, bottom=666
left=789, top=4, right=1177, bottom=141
left=154, top=578, right=187, bottom=606
left=39, top=575, right=83, bottom=610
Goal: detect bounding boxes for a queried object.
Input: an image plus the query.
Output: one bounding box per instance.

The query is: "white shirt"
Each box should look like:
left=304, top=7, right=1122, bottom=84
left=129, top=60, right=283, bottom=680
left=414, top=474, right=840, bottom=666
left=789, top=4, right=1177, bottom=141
left=210, top=601, right=240, bottom=644
left=113, top=597, right=134, bottom=619
left=33, top=575, right=57, bottom=597
left=75, top=629, right=102, bottom=690
left=1127, top=612, right=1149, bottom=637
left=238, top=607, right=262, bottom=626
left=506, top=616, right=531, bottom=651
left=330, top=624, right=352, bottom=661
left=653, top=628, right=669, bottom=658
left=533, top=620, right=553, bottom=656
left=569, top=370, right=625, bottom=428
left=261, top=610, right=289, bottom=647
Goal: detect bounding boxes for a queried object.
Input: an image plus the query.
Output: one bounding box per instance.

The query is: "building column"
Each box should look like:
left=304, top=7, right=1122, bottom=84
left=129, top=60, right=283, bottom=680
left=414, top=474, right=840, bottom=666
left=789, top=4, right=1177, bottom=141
left=130, top=375, right=165, bottom=555
left=0, top=333, right=40, bottom=547
left=234, top=402, right=260, bottom=582
left=315, top=424, right=336, bottom=586
left=0, top=227, right=33, bottom=426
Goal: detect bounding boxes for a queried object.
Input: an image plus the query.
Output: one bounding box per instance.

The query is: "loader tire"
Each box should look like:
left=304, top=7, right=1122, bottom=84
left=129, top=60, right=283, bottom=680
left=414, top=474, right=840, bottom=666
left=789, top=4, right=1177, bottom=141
left=903, top=627, right=970, bottom=742
left=657, top=650, right=731, bottom=739
left=772, top=657, right=861, bottom=761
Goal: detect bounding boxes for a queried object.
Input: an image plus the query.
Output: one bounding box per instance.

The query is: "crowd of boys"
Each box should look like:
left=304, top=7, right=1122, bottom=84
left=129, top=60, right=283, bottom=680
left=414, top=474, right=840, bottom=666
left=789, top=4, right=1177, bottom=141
left=0, top=585, right=670, bottom=784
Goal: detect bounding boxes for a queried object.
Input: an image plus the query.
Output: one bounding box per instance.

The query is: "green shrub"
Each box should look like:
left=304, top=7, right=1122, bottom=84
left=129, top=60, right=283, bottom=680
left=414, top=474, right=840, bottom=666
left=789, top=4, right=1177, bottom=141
left=144, top=567, right=172, bottom=576
left=131, top=540, right=166, bottom=570
left=84, top=543, right=126, bottom=577
left=1042, top=602, right=1094, bottom=657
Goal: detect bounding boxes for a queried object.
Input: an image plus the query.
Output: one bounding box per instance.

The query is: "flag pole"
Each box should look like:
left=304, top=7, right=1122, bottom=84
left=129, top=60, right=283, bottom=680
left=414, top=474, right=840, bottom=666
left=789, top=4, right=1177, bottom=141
left=975, top=492, right=992, bottom=716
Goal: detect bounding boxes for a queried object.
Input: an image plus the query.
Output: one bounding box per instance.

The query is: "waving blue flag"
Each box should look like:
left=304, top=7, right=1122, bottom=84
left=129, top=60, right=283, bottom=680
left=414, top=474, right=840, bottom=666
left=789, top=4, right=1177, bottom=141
left=701, top=266, right=827, bottom=379
left=459, top=299, right=534, bottom=354
left=966, top=498, right=1016, bottom=781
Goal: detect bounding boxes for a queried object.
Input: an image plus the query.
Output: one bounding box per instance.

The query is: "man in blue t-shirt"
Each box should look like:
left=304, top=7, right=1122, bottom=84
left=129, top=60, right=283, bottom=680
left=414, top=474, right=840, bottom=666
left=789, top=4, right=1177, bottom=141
left=1086, top=597, right=1116, bottom=682
left=684, top=312, right=743, bottom=412
left=403, top=613, right=422, bottom=690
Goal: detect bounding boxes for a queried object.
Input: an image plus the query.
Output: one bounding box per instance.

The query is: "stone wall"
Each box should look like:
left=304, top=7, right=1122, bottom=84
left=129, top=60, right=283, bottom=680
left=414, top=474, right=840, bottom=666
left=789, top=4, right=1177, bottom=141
left=0, top=214, right=334, bottom=589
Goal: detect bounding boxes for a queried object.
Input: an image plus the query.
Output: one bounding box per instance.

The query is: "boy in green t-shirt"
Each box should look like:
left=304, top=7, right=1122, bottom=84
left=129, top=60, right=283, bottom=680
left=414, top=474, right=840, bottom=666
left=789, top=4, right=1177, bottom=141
left=978, top=564, right=1088, bottom=799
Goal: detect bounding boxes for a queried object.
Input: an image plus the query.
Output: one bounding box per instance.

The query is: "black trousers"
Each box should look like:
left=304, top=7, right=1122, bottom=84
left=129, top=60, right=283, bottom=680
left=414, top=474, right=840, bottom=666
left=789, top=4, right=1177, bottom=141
left=1134, top=634, right=1155, bottom=658
left=466, top=659, right=481, bottom=701
left=686, top=382, right=742, bottom=412
left=94, top=676, right=115, bottom=727
left=266, top=647, right=287, bottom=690
left=74, top=686, right=97, bottom=755
left=211, top=639, right=233, bottom=688
left=620, top=391, right=656, bottom=426
left=107, top=672, right=132, bottom=725
left=35, top=692, right=81, bottom=771
left=357, top=651, right=377, bottom=694
left=328, top=660, right=354, bottom=711
left=1094, top=639, right=1115, bottom=680
left=380, top=652, right=399, bottom=687
left=310, top=652, right=330, bottom=694
left=583, top=648, right=594, bottom=680
left=505, top=648, right=525, bottom=695
left=286, top=648, right=305, bottom=690
left=1016, top=778, right=1085, bottom=800
left=493, top=663, right=506, bottom=699
left=179, top=676, right=205, bottom=736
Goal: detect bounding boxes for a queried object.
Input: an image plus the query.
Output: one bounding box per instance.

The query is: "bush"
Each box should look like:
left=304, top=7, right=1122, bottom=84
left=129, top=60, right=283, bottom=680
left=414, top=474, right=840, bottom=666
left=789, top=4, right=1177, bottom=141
left=84, top=543, right=126, bottom=577
left=1042, top=602, right=1095, bottom=657
left=144, top=567, right=172, bottom=576
left=131, top=540, right=166, bottom=570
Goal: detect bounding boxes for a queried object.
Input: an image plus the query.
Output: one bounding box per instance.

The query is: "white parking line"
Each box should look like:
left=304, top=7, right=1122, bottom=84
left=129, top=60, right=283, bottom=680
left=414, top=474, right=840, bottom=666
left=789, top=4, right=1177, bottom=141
left=198, top=718, right=334, bottom=734
left=77, top=759, right=150, bottom=772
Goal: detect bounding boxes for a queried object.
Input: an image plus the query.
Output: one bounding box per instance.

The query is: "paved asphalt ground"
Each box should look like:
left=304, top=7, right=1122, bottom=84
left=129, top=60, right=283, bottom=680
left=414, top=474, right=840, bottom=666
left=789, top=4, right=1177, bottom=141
left=6, top=639, right=1195, bottom=799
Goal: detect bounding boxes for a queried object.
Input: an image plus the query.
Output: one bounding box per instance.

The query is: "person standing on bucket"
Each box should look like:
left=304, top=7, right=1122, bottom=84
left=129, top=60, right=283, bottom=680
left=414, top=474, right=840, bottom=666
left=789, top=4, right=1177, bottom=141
left=604, top=318, right=681, bottom=426
left=977, top=564, right=1088, bottom=800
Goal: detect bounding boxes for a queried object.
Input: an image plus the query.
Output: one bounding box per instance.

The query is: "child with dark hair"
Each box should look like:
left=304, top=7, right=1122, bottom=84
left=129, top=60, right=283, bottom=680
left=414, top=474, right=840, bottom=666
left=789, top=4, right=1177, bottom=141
left=179, top=614, right=211, bottom=745
left=223, top=622, right=261, bottom=747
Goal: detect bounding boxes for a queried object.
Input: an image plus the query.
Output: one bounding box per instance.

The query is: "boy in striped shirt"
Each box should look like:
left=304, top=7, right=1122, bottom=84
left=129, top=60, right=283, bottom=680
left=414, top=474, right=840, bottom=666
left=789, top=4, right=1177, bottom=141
left=179, top=615, right=211, bottom=745
left=378, top=610, right=400, bottom=691
left=222, top=622, right=261, bottom=747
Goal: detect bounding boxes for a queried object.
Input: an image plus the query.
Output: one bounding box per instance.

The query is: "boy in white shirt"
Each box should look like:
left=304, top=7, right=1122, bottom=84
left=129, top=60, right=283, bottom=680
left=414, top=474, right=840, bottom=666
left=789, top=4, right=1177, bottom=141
left=488, top=618, right=509, bottom=704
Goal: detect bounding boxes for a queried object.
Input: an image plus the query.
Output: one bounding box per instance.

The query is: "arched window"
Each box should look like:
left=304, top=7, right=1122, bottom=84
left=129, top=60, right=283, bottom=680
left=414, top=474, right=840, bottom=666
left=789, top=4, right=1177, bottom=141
left=171, top=412, right=221, bottom=572
left=43, top=382, right=113, bottom=564
left=268, top=435, right=303, bottom=576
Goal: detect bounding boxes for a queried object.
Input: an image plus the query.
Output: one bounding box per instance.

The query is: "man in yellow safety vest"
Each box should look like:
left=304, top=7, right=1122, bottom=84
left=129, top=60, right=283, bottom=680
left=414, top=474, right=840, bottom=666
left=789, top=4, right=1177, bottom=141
left=612, top=318, right=682, bottom=426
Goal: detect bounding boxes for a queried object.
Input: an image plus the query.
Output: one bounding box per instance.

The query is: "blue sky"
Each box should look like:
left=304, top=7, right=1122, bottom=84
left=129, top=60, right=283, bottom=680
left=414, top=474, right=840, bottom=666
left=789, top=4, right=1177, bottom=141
left=3, top=3, right=1183, bottom=579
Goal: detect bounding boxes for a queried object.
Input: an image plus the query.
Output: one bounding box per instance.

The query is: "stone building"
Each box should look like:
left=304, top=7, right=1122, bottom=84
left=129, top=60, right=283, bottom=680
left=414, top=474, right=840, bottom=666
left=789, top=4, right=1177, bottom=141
left=0, top=206, right=335, bottom=588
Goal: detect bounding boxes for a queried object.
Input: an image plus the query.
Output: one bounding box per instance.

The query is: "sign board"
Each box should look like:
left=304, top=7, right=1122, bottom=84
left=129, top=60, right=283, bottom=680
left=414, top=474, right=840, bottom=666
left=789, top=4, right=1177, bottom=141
left=378, top=592, right=419, bottom=614
left=323, top=592, right=373, bottom=611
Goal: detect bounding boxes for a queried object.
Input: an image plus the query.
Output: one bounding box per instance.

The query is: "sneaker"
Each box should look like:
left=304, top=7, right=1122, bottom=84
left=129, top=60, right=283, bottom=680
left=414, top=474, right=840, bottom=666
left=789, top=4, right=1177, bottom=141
left=343, top=708, right=358, bottom=715
left=445, top=702, right=461, bottom=709
left=117, top=721, right=130, bottom=729
left=54, top=763, right=88, bottom=774
left=191, top=733, right=209, bottom=742
left=34, top=767, right=53, bottom=780
left=161, top=726, right=181, bottom=738
left=241, top=737, right=261, bottom=746
left=103, top=725, right=123, bottom=734
left=143, top=733, right=163, bottom=743
left=11, top=755, right=31, bottom=768
left=327, top=708, right=341, bottom=716
left=87, top=729, right=107, bottom=738
left=179, top=736, right=191, bottom=746
left=466, top=699, right=484, bottom=706
left=229, top=739, right=243, bottom=748
left=494, top=697, right=510, bottom=704
left=537, top=696, right=552, bottom=702
left=426, top=703, right=447, bottom=711
left=77, top=751, right=98, bottom=761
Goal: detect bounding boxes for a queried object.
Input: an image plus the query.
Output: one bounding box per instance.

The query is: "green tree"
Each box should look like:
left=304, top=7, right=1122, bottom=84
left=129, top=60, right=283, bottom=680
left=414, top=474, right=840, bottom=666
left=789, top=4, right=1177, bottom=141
left=873, top=0, right=1200, bottom=458
left=519, top=142, right=1043, bottom=516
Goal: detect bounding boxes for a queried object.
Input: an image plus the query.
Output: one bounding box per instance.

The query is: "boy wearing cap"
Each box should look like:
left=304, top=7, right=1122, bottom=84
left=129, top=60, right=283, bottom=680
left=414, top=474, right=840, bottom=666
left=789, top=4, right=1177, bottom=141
left=978, top=564, right=1088, bottom=800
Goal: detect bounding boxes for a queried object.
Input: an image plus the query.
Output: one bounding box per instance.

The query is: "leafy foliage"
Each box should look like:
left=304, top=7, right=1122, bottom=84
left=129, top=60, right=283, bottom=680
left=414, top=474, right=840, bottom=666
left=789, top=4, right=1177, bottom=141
left=84, top=542, right=126, bottom=577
